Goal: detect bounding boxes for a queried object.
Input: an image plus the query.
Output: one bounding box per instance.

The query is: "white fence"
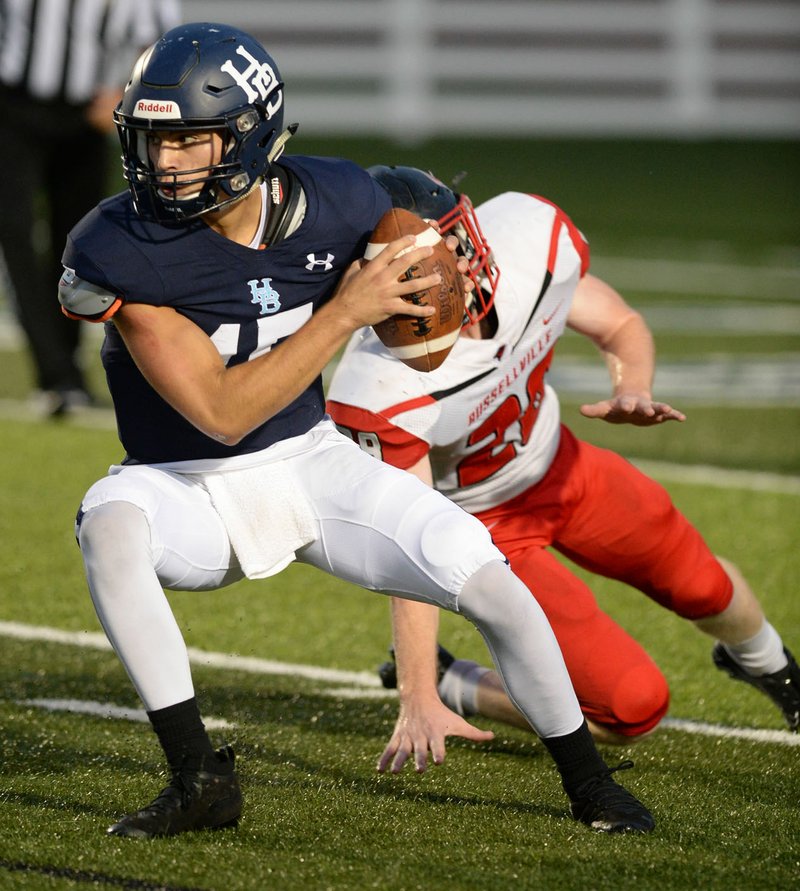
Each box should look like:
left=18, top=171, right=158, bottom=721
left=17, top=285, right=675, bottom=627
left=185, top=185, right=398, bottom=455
left=181, top=0, right=800, bottom=140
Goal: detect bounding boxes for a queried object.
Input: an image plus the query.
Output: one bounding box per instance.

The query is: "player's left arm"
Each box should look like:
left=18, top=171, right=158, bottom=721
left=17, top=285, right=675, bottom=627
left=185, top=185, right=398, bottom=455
left=567, top=273, right=686, bottom=425
left=377, top=455, right=495, bottom=775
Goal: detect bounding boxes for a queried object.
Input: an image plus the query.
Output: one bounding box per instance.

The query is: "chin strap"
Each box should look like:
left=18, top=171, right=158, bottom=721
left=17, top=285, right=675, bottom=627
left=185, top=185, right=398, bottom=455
left=258, top=123, right=305, bottom=247
left=268, top=122, right=299, bottom=164
left=261, top=170, right=306, bottom=248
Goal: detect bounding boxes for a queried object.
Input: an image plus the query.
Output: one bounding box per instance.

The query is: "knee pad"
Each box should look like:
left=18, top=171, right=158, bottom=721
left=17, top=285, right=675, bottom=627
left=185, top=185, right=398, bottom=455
left=600, top=663, right=670, bottom=738
left=78, top=501, right=152, bottom=567
left=457, top=560, right=518, bottom=624
left=78, top=499, right=149, bottom=543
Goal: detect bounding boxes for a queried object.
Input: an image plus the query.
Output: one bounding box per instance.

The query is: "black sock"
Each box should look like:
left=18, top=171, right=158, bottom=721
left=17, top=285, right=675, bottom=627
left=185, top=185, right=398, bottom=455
left=540, top=720, right=608, bottom=798
left=147, top=697, right=223, bottom=774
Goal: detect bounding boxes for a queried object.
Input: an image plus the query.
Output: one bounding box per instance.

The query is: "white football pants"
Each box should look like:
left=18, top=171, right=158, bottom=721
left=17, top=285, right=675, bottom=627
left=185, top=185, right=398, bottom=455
left=77, top=420, right=582, bottom=738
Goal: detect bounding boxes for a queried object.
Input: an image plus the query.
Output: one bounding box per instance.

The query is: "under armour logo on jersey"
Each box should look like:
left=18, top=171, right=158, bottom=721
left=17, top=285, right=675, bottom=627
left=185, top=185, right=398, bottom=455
left=305, top=253, right=335, bottom=272
left=220, top=47, right=283, bottom=119
left=248, top=278, right=281, bottom=314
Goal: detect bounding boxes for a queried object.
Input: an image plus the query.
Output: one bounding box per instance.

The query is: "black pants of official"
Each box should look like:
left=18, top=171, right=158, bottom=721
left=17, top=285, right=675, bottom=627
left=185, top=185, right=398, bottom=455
left=0, top=86, right=110, bottom=394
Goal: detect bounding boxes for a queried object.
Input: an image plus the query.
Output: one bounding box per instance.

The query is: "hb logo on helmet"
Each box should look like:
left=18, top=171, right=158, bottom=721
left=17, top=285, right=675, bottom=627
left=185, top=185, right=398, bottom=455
left=220, top=46, right=283, bottom=120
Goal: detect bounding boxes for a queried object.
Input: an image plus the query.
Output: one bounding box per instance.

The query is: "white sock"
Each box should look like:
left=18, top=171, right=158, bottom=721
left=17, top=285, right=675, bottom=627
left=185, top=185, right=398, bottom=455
left=722, top=621, right=787, bottom=676
left=438, top=660, right=491, bottom=716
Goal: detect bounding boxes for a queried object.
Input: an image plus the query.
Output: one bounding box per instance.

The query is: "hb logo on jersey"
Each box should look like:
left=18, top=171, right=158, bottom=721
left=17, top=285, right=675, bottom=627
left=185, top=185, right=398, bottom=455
left=220, top=47, right=283, bottom=120
left=248, top=278, right=281, bottom=314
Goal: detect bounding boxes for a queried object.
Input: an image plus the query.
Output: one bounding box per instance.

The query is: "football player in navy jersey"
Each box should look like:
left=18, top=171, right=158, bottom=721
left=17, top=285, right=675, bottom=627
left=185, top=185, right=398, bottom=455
left=59, top=23, right=655, bottom=838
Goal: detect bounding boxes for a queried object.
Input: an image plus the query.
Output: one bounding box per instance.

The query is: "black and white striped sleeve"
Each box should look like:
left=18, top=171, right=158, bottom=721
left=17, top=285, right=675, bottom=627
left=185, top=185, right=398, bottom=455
left=0, top=0, right=182, bottom=104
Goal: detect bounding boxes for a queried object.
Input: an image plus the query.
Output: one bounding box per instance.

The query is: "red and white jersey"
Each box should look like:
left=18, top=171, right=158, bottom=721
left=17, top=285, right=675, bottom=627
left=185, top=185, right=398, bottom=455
left=327, top=191, right=589, bottom=514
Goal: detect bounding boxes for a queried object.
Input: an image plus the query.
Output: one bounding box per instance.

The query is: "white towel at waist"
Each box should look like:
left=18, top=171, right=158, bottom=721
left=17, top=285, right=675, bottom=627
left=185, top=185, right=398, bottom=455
left=197, top=461, right=316, bottom=580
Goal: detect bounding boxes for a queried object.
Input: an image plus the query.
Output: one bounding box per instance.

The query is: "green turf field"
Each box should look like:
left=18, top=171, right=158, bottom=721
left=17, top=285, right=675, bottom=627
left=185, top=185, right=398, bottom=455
left=0, top=138, right=798, bottom=890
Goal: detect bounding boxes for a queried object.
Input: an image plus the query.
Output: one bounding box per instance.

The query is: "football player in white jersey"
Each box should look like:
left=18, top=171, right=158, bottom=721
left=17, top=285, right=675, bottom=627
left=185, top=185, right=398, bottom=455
left=327, top=166, right=800, bottom=764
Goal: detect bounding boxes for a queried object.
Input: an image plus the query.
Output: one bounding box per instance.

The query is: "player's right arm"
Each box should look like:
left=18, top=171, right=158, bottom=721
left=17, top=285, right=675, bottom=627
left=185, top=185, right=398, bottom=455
left=62, top=235, right=438, bottom=445
left=377, top=455, right=495, bottom=775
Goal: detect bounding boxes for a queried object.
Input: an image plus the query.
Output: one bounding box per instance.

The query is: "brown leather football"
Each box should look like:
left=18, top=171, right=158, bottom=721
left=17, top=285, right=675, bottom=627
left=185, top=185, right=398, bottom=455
left=365, top=208, right=465, bottom=372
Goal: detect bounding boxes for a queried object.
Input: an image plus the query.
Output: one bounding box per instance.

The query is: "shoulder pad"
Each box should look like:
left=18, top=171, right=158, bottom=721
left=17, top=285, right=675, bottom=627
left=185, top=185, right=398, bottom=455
left=58, top=268, right=123, bottom=322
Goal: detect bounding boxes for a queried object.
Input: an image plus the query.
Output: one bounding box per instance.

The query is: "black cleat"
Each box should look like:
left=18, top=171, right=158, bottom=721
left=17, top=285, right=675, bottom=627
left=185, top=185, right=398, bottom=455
left=378, top=644, right=456, bottom=690
left=712, top=643, right=800, bottom=732
left=569, top=761, right=655, bottom=833
left=107, top=745, right=243, bottom=839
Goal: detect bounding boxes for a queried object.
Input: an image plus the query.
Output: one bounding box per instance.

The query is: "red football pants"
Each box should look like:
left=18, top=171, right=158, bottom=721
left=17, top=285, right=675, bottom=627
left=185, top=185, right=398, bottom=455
left=474, top=425, right=733, bottom=736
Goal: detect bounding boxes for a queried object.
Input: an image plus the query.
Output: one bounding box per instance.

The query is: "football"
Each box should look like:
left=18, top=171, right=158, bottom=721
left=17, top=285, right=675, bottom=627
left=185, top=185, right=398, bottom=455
left=365, top=208, right=465, bottom=372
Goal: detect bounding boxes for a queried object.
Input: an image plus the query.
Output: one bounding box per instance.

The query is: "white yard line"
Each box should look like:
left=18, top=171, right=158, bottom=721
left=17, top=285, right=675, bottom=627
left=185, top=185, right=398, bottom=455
left=660, top=718, right=799, bottom=746
left=0, top=620, right=381, bottom=687
left=631, top=460, right=800, bottom=495
left=3, top=620, right=798, bottom=747
left=18, top=698, right=232, bottom=730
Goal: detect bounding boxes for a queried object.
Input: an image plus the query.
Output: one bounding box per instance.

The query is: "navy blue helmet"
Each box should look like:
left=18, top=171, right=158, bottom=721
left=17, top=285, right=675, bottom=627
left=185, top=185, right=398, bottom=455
left=115, top=22, right=287, bottom=222
left=368, top=165, right=499, bottom=325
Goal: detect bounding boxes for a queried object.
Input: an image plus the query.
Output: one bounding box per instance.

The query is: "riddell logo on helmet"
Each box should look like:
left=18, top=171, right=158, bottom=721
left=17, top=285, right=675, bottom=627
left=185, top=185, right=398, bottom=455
left=132, top=99, right=181, bottom=119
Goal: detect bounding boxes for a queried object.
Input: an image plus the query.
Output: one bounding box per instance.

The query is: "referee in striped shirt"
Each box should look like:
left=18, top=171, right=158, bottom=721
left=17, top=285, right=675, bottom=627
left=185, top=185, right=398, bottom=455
left=0, top=0, right=181, bottom=415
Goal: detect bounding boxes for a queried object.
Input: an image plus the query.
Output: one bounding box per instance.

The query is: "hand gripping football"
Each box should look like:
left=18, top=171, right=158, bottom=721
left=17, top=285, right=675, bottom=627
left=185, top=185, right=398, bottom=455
left=365, top=208, right=465, bottom=372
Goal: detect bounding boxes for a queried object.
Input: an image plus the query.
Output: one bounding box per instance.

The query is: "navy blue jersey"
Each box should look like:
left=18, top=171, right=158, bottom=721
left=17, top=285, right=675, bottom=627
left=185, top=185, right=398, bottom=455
left=63, top=156, right=391, bottom=463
